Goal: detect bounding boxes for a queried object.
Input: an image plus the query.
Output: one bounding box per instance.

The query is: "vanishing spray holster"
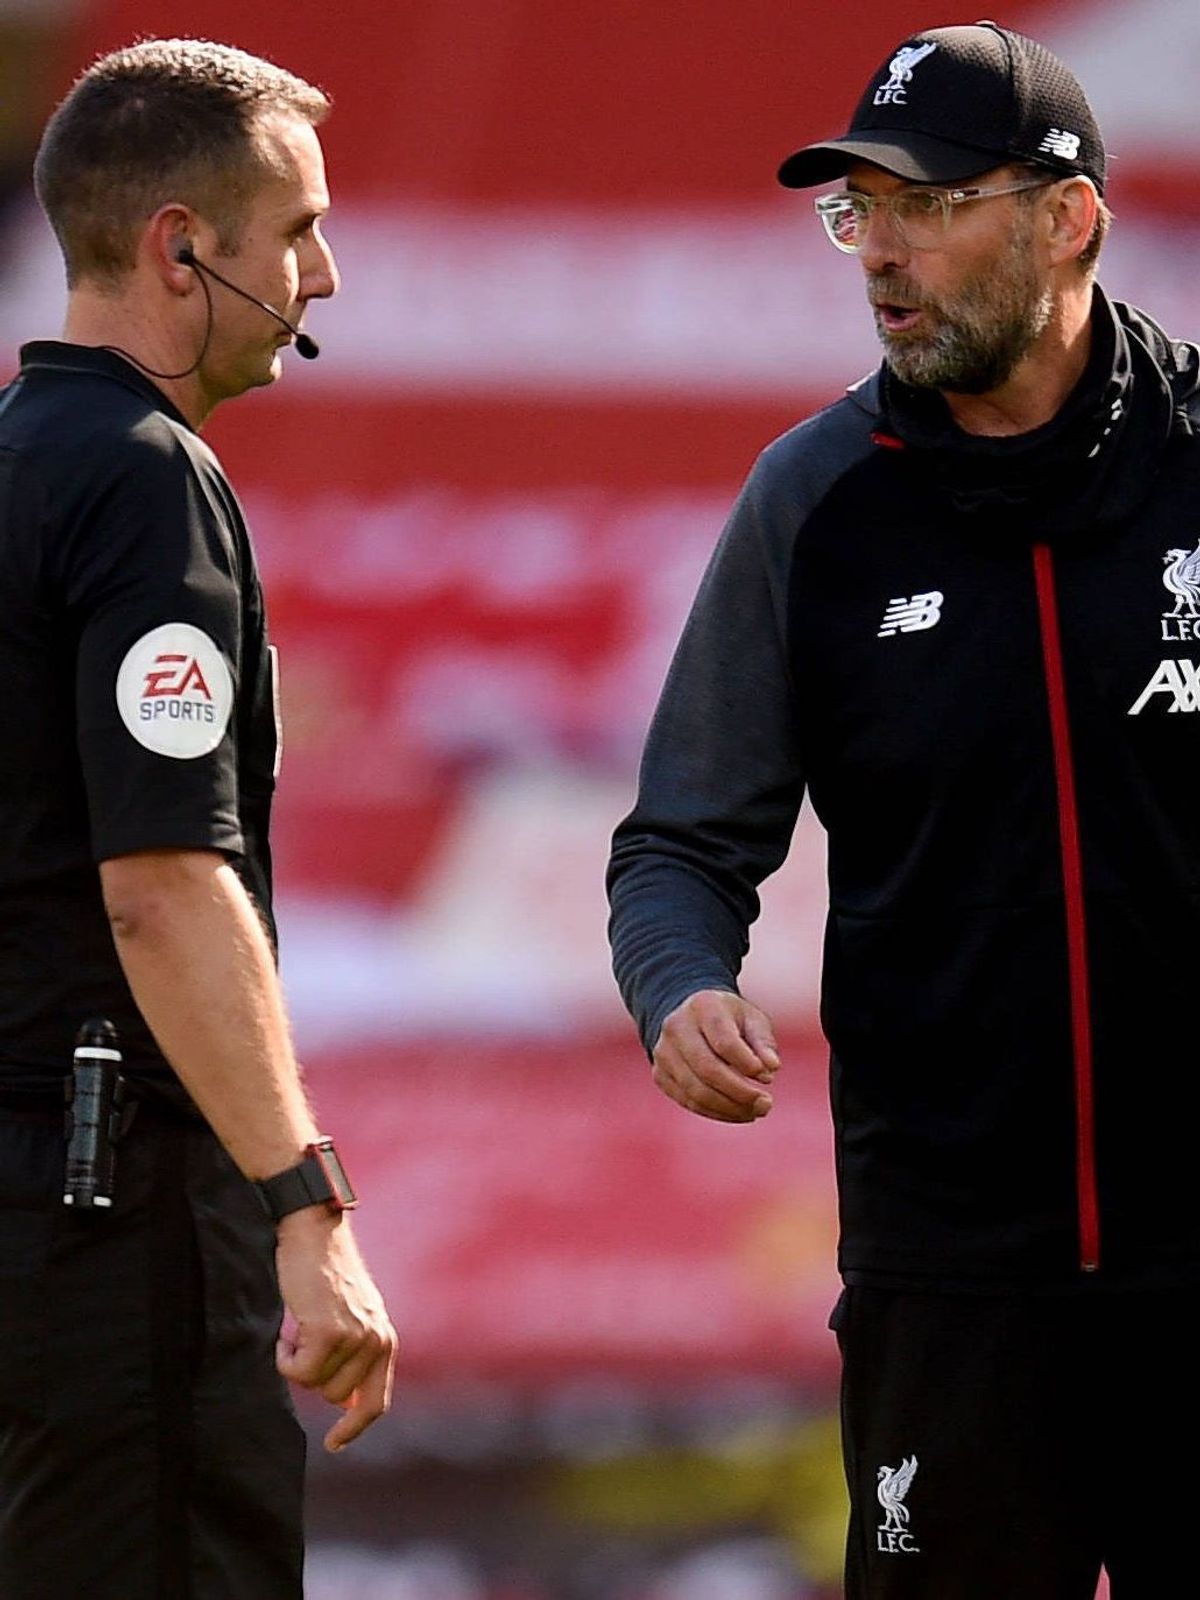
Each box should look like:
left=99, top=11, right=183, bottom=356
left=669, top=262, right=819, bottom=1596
left=63, top=1018, right=132, bottom=1209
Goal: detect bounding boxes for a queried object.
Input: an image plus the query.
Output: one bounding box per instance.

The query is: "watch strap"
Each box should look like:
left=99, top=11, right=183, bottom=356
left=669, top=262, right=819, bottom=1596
left=254, top=1139, right=357, bottom=1222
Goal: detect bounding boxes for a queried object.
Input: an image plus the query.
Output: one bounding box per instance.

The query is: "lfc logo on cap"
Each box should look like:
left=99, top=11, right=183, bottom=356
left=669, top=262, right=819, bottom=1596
left=874, top=41, right=938, bottom=107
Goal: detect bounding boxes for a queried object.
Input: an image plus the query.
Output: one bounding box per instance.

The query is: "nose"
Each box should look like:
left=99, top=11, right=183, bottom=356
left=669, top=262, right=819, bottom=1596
left=856, top=202, right=909, bottom=275
left=300, top=226, right=340, bottom=302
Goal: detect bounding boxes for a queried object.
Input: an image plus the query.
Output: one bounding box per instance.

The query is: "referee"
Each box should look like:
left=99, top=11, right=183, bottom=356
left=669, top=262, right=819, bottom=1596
left=0, top=40, right=396, bottom=1600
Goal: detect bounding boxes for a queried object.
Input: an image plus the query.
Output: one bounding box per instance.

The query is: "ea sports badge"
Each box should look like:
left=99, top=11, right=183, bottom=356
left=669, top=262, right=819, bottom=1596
left=116, top=622, right=233, bottom=759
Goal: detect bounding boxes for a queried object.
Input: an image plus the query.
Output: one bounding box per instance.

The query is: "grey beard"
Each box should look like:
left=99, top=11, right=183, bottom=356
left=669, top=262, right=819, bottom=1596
left=871, top=226, right=1054, bottom=394
left=879, top=284, right=1053, bottom=393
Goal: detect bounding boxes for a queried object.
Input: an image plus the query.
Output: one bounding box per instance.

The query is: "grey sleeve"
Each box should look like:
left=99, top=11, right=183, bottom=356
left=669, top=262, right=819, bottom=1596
left=606, top=461, right=805, bottom=1056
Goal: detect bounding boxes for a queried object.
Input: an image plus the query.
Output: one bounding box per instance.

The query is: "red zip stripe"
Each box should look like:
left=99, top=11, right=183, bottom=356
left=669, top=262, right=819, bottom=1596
left=1032, top=543, right=1100, bottom=1272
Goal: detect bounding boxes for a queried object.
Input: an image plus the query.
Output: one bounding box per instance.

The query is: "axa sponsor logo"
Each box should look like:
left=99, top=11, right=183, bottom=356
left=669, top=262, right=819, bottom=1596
left=876, top=1455, right=920, bottom=1554
left=878, top=591, right=943, bottom=637
left=116, top=622, right=233, bottom=759
left=1128, top=660, right=1200, bottom=716
left=873, top=41, right=937, bottom=106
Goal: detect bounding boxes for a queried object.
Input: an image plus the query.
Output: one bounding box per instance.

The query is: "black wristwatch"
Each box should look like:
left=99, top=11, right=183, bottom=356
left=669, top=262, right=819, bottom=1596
left=254, top=1138, right=358, bottom=1222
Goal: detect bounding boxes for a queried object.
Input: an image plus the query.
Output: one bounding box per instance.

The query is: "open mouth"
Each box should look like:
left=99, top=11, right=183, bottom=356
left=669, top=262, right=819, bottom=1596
left=875, top=303, right=924, bottom=334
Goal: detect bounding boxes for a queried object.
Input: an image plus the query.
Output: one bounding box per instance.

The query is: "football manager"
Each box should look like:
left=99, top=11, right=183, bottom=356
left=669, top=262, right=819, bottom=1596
left=0, top=38, right=395, bottom=1600
left=609, top=21, right=1200, bottom=1598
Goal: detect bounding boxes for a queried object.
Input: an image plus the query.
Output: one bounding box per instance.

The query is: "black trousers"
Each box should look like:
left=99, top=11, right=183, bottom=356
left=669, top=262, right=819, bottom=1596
left=834, top=1283, right=1200, bottom=1599
left=0, top=1102, right=305, bottom=1599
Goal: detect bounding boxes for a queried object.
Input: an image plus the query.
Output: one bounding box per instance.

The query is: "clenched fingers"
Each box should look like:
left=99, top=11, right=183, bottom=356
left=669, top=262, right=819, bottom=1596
left=653, top=989, right=781, bottom=1122
left=653, top=1055, right=769, bottom=1122
left=317, top=1327, right=393, bottom=1406
left=324, top=1341, right=396, bottom=1452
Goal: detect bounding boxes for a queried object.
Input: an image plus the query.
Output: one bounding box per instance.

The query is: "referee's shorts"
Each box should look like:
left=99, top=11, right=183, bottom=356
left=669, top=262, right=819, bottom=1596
left=0, top=1092, right=305, bottom=1600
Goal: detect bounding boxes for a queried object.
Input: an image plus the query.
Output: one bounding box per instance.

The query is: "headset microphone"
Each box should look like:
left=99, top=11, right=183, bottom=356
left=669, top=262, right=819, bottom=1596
left=175, top=244, right=320, bottom=359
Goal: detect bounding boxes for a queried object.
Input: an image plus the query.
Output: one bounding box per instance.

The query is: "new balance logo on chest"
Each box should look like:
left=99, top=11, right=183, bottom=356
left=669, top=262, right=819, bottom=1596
left=878, top=591, right=944, bottom=637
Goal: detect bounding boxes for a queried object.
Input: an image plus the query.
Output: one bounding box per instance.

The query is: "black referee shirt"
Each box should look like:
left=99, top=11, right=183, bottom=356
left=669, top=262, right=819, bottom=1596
left=0, top=342, right=280, bottom=1088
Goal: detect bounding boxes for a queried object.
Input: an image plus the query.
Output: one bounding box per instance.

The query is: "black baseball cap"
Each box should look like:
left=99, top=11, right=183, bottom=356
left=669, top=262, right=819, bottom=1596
left=777, top=20, right=1106, bottom=193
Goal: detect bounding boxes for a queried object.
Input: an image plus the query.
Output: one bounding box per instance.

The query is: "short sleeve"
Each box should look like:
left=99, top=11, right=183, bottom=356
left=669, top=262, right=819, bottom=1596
left=64, top=423, right=245, bottom=863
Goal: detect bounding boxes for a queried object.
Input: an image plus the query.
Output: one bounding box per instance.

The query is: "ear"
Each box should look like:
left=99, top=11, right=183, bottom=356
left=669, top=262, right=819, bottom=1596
left=143, top=204, right=202, bottom=293
left=1045, top=177, right=1098, bottom=269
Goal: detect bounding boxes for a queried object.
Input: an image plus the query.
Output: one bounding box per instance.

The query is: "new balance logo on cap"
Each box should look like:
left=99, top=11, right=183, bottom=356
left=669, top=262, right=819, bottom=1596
left=879, top=592, right=943, bottom=637
left=1039, top=127, right=1081, bottom=159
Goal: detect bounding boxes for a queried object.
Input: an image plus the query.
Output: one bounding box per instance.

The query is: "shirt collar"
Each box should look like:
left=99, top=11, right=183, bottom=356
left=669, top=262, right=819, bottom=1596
left=17, top=341, right=195, bottom=433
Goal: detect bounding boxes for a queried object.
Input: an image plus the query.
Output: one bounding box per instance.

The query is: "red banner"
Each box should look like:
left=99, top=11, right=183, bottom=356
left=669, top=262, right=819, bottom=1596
left=314, top=1033, right=840, bottom=1385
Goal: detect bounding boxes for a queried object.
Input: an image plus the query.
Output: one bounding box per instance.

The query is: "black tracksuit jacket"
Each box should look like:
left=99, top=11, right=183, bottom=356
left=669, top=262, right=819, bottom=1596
left=607, top=289, right=1200, bottom=1291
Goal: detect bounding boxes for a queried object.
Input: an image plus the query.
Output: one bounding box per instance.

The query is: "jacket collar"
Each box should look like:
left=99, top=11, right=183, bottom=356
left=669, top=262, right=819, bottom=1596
left=845, top=287, right=1196, bottom=539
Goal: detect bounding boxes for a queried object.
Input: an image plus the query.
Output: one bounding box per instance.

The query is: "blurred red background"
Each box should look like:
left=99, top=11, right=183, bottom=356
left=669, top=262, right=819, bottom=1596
left=1, top=6, right=1182, bottom=1590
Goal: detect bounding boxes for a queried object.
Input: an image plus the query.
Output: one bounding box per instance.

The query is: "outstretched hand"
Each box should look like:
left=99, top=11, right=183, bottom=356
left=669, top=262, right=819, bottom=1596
left=652, top=989, right=781, bottom=1123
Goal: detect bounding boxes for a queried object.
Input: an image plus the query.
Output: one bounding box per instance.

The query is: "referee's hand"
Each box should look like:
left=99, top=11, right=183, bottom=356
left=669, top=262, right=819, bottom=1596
left=274, top=1210, right=398, bottom=1452
left=652, top=989, right=781, bottom=1124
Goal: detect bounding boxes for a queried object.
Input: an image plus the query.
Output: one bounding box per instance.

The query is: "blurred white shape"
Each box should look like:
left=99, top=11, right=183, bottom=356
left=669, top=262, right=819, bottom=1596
left=643, top=1538, right=812, bottom=1600
left=1042, top=0, right=1200, bottom=160
left=307, top=203, right=868, bottom=394
left=278, top=768, right=827, bottom=1045
left=306, top=1543, right=487, bottom=1600
left=3, top=198, right=1197, bottom=396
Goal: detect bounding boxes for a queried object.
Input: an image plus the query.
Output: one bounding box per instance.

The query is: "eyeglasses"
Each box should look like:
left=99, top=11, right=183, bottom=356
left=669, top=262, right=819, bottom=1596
left=814, top=177, right=1054, bottom=254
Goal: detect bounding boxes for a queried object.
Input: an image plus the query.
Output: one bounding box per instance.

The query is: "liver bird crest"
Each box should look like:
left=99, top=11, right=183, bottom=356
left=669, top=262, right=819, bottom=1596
left=877, top=1455, right=919, bottom=1533
left=883, top=42, right=938, bottom=92
left=1163, top=544, right=1200, bottom=617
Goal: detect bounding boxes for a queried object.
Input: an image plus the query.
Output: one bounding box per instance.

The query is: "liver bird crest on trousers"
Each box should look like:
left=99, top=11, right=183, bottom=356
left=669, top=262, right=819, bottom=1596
left=876, top=1456, right=919, bottom=1533
left=1163, top=545, right=1200, bottom=617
